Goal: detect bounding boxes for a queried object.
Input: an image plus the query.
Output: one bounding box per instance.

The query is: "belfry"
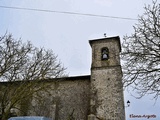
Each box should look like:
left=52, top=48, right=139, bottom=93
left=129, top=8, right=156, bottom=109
left=88, top=36, right=125, bottom=120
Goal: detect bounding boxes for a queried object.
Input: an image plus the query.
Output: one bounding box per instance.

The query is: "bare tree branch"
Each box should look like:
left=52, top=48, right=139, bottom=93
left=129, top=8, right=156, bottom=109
left=0, top=33, right=67, bottom=119
left=121, top=0, right=160, bottom=100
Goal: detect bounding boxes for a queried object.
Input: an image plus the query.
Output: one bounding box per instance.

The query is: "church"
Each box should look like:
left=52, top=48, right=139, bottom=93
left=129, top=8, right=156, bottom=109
left=1, top=36, right=125, bottom=120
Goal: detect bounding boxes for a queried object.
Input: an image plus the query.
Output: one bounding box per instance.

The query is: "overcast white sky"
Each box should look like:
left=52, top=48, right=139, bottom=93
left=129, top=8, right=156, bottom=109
left=0, top=0, right=160, bottom=119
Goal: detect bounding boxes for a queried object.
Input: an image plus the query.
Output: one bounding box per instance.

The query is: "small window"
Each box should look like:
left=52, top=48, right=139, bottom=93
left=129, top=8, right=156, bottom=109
left=101, top=47, right=109, bottom=60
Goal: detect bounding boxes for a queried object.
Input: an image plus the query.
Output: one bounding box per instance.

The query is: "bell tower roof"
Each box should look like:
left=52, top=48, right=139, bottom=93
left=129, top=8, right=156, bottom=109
left=89, top=36, right=121, bottom=52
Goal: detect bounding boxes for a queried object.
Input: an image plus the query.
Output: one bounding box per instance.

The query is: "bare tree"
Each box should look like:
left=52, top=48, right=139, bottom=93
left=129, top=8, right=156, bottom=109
left=121, top=0, right=160, bottom=100
left=0, top=33, right=66, bottom=119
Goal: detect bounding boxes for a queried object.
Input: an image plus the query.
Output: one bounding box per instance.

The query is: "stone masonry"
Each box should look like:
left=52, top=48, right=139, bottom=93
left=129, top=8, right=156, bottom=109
left=0, top=36, right=125, bottom=120
left=88, top=36, right=125, bottom=120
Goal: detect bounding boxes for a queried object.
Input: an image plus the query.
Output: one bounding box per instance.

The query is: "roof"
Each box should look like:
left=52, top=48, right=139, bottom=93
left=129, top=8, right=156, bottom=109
left=46, top=75, right=91, bottom=82
left=89, top=36, right=121, bottom=52
left=0, top=75, right=91, bottom=84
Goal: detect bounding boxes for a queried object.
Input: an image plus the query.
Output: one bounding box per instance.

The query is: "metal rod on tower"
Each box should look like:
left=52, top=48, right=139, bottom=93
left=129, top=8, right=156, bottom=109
left=159, top=4, right=160, bottom=16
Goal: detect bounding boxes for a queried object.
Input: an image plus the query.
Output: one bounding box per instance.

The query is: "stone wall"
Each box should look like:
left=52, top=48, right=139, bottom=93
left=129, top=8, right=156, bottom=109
left=29, top=75, right=91, bottom=120
left=90, top=67, right=125, bottom=120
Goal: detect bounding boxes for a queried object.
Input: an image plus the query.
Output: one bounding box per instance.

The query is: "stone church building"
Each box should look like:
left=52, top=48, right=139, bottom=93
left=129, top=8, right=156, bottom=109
left=1, top=36, right=125, bottom=120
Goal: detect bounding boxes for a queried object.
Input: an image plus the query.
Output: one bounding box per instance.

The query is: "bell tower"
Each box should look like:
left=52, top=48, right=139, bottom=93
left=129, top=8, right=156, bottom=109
left=88, top=36, right=125, bottom=120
